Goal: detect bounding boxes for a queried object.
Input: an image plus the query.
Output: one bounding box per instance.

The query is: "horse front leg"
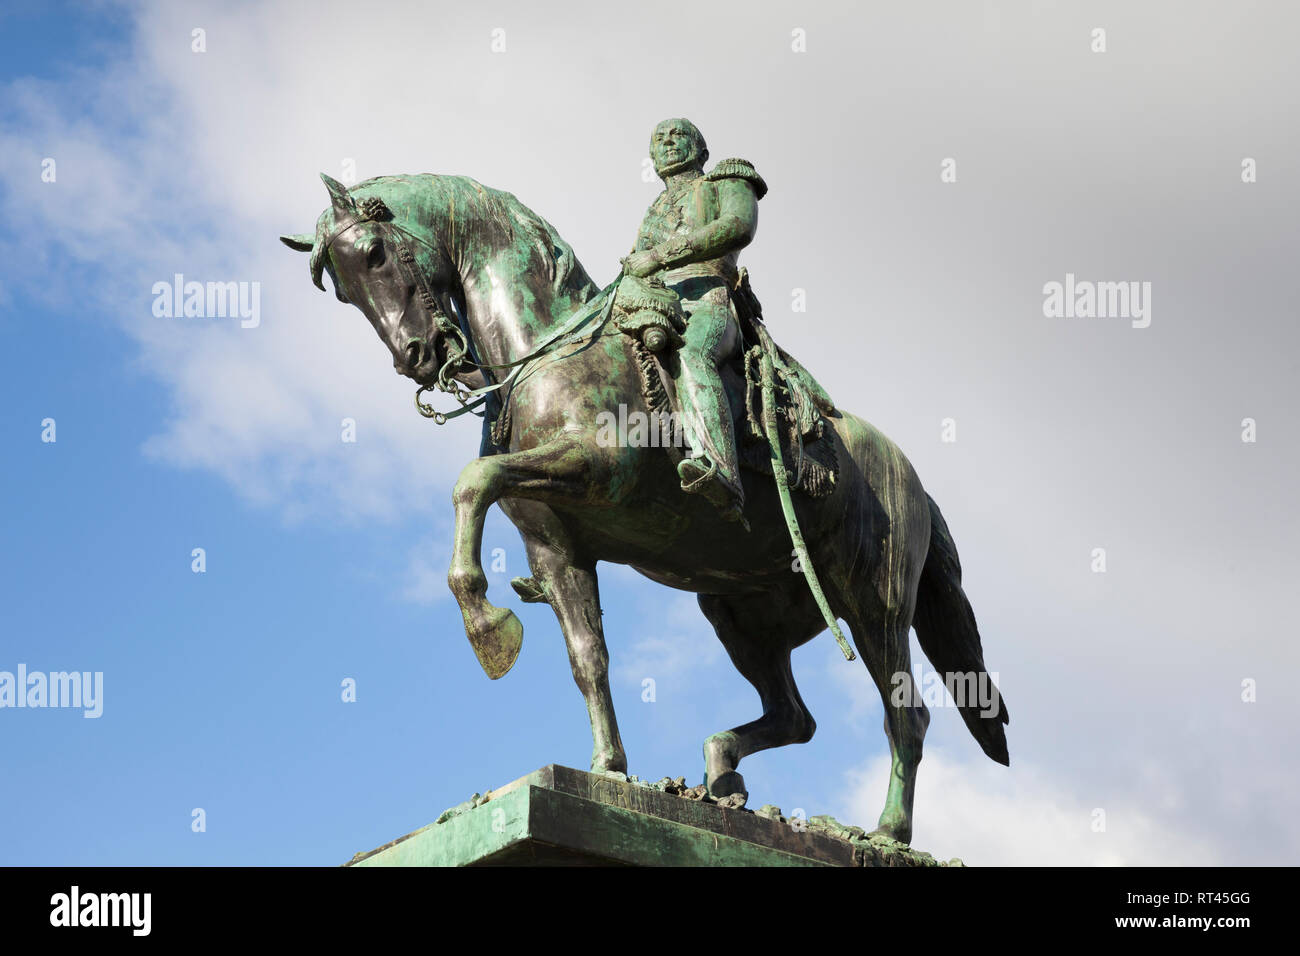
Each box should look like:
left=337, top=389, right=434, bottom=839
left=517, top=525, right=626, bottom=775
left=446, top=438, right=599, bottom=680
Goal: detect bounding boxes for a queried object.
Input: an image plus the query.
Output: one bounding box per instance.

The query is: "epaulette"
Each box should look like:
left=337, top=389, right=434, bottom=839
left=705, top=158, right=768, bottom=200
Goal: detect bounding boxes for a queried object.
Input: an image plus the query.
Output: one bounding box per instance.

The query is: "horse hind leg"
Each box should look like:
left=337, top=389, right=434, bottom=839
left=697, top=588, right=824, bottom=800
left=842, top=544, right=930, bottom=845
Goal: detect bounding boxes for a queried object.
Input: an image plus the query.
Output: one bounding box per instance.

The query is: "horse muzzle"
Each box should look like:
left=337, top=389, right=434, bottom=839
left=394, top=335, right=444, bottom=385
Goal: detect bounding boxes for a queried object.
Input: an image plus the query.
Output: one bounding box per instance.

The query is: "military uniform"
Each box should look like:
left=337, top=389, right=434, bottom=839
left=631, top=158, right=767, bottom=515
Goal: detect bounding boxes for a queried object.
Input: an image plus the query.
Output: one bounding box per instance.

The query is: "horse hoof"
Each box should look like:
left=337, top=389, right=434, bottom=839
left=707, top=770, right=747, bottom=800
left=465, top=606, right=523, bottom=680
left=591, top=749, right=628, bottom=775
left=867, top=824, right=912, bottom=846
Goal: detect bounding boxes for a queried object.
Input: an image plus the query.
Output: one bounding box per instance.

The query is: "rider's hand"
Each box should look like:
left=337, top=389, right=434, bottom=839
left=622, top=249, right=661, bottom=278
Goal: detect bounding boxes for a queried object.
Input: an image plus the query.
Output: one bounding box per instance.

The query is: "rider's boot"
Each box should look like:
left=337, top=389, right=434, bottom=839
left=678, top=456, right=746, bottom=526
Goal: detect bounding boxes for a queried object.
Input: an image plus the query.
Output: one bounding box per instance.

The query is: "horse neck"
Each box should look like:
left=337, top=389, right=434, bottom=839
left=456, top=250, right=598, bottom=378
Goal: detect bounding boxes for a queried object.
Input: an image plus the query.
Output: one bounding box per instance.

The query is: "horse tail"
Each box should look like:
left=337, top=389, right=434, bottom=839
left=913, top=493, right=1010, bottom=765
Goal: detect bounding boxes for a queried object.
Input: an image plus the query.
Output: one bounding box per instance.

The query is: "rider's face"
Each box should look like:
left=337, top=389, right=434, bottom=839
left=651, top=121, right=701, bottom=175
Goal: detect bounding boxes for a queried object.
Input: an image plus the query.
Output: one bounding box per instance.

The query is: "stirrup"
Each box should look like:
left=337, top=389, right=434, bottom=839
left=678, top=456, right=719, bottom=493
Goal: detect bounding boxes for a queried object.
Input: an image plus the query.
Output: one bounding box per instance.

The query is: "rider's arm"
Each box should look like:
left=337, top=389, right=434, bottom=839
left=651, top=179, right=759, bottom=269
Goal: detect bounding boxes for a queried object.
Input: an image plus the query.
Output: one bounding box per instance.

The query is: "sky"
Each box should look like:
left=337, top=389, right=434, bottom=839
left=1, top=0, right=1297, bottom=866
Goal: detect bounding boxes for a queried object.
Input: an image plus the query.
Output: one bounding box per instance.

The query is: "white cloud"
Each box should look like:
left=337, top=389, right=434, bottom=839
left=0, top=2, right=498, bottom=522
left=613, top=592, right=721, bottom=684
left=3, top=0, right=1298, bottom=866
left=841, top=749, right=1223, bottom=866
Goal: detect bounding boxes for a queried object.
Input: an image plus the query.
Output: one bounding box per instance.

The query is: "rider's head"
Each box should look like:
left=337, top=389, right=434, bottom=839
left=650, top=118, right=708, bottom=178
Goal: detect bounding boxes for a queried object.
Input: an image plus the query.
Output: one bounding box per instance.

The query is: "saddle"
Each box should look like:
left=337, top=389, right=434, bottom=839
left=613, top=269, right=840, bottom=498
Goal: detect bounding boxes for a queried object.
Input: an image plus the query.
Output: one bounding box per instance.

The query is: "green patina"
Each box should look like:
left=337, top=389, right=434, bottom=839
left=347, top=766, right=963, bottom=868
left=284, top=119, right=1010, bottom=849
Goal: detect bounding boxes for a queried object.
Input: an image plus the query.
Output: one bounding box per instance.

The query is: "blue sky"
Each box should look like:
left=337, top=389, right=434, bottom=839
left=2, top=1, right=1296, bottom=866
left=0, top=4, right=900, bottom=865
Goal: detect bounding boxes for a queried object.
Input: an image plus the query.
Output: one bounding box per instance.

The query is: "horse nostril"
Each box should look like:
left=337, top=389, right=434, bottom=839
left=405, top=340, right=422, bottom=368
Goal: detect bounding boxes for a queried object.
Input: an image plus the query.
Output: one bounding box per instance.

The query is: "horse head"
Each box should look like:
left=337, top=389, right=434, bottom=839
left=281, top=173, right=473, bottom=389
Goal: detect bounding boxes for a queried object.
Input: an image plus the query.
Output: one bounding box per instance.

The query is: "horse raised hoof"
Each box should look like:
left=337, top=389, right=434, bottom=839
left=463, top=605, right=523, bottom=680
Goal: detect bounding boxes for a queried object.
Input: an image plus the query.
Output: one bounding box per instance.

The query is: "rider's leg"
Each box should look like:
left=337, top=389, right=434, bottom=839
left=674, top=282, right=744, bottom=512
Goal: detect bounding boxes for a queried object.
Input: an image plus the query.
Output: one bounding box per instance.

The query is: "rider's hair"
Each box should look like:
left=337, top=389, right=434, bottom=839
left=680, top=120, right=709, bottom=167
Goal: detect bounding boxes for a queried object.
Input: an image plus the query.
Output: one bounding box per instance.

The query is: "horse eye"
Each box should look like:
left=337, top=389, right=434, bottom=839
left=365, top=241, right=385, bottom=267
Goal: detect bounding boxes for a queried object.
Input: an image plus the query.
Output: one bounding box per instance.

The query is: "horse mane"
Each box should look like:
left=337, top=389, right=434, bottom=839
left=444, top=176, right=581, bottom=293
left=309, top=174, right=584, bottom=298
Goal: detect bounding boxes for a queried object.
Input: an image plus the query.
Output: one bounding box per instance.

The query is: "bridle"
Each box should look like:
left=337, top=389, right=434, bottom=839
left=322, top=196, right=476, bottom=420
left=324, top=195, right=623, bottom=427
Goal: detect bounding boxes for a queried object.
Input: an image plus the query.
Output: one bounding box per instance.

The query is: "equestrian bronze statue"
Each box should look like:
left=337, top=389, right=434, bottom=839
left=281, top=119, right=1009, bottom=844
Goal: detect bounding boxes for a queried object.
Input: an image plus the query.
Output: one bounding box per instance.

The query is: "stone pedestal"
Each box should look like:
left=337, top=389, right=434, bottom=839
left=345, top=765, right=959, bottom=867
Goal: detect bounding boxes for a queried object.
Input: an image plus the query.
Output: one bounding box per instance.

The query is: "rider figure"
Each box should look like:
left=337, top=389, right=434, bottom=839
left=622, top=118, right=767, bottom=524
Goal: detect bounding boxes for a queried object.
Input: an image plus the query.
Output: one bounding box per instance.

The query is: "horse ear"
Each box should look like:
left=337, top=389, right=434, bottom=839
left=320, top=172, right=356, bottom=216
left=280, top=233, right=314, bottom=251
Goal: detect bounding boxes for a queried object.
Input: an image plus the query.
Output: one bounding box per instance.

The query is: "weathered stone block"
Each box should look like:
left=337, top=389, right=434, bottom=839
left=345, top=766, right=961, bottom=867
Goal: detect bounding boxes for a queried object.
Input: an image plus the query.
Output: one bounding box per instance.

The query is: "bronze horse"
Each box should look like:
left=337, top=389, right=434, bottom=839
left=283, top=172, right=1008, bottom=843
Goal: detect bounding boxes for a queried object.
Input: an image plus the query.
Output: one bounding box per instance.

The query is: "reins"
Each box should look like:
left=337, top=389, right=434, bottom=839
left=323, top=198, right=622, bottom=428
left=413, top=268, right=623, bottom=426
